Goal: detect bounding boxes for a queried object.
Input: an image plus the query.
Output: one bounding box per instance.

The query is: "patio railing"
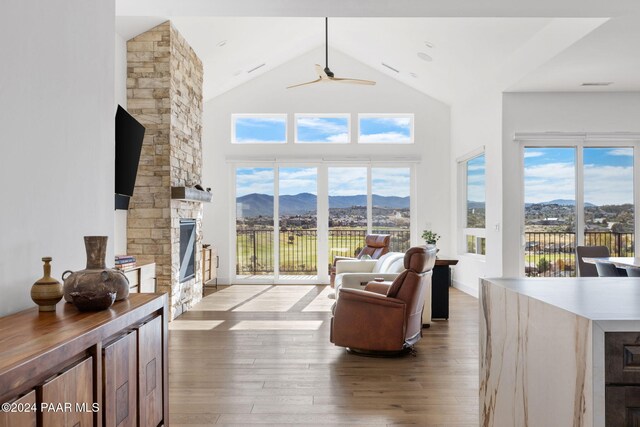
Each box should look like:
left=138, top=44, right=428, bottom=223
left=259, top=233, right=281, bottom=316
left=236, top=228, right=411, bottom=275
left=525, top=231, right=634, bottom=277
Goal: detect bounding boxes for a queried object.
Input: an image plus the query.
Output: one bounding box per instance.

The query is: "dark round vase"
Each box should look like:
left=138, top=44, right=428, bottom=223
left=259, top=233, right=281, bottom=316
left=62, top=236, right=130, bottom=306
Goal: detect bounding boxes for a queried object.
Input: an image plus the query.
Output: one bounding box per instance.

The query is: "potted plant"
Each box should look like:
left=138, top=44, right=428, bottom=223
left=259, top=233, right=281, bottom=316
left=421, top=230, right=441, bottom=246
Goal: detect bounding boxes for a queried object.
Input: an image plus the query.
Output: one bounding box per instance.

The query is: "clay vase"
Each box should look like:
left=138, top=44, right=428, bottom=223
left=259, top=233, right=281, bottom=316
left=62, top=236, right=130, bottom=305
left=31, top=257, right=63, bottom=312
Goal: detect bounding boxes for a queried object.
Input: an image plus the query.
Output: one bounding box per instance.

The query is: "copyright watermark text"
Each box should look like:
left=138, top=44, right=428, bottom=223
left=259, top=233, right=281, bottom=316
left=1, top=402, right=99, bottom=413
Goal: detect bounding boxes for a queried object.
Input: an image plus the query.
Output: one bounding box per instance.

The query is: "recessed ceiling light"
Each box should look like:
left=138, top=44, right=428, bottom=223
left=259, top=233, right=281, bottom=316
left=381, top=62, right=400, bottom=73
left=417, top=52, right=433, bottom=62
left=217, top=40, right=227, bottom=47
left=409, top=72, right=418, bottom=78
left=247, top=63, right=266, bottom=73
left=581, top=82, right=613, bottom=86
left=424, top=41, right=435, bottom=49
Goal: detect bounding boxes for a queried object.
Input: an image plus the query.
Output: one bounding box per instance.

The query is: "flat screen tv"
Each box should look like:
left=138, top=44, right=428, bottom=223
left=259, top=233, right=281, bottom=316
left=115, top=105, right=145, bottom=208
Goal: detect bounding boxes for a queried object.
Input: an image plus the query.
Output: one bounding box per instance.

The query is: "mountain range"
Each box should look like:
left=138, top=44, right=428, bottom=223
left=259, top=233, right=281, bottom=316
left=524, top=199, right=596, bottom=207
left=237, top=193, right=409, bottom=217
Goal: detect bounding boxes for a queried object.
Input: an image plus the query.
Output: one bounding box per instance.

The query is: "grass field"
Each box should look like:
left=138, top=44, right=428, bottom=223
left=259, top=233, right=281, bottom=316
left=236, top=227, right=410, bottom=275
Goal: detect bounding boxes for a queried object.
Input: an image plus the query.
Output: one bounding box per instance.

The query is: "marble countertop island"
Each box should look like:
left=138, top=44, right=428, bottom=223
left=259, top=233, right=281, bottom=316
left=480, top=277, right=640, bottom=427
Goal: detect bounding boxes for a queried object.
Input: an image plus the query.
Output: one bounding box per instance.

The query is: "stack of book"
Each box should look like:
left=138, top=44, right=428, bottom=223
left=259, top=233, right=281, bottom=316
left=115, top=255, right=136, bottom=270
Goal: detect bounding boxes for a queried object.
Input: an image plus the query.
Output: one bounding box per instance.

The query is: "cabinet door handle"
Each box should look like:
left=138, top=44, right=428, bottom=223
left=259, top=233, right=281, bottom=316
left=216, top=256, right=219, bottom=268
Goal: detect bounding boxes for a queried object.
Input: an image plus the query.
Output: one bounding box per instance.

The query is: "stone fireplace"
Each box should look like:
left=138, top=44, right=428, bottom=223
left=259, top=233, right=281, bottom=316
left=125, top=21, right=204, bottom=319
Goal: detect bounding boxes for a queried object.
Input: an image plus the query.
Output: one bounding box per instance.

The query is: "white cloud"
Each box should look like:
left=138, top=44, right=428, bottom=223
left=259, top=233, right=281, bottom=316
left=524, top=162, right=634, bottom=205
left=524, top=151, right=545, bottom=159
left=325, top=133, right=349, bottom=143
left=467, top=183, right=485, bottom=202
left=467, top=174, right=485, bottom=185
left=365, top=117, right=411, bottom=127
left=525, top=162, right=575, bottom=203
left=236, top=169, right=274, bottom=196
left=372, top=168, right=410, bottom=197
left=279, top=168, right=318, bottom=195
left=467, top=164, right=485, bottom=172
left=297, top=117, right=347, bottom=133
left=607, top=148, right=634, bottom=157
left=359, top=132, right=411, bottom=143
left=584, top=164, right=633, bottom=205
left=328, top=168, right=367, bottom=196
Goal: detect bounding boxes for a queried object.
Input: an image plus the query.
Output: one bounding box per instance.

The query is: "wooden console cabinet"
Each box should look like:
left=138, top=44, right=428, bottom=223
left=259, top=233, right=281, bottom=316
left=202, top=246, right=218, bottom=296
left=123, top=263, right=156, bottom=294
left=0, top=294, right=168, bottom=427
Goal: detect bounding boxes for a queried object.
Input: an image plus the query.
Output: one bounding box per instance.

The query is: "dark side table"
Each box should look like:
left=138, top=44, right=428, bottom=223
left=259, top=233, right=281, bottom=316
left=431, top=258, right=458, bottom=319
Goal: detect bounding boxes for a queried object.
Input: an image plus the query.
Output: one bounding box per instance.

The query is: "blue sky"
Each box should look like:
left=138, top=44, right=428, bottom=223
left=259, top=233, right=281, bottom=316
left=467, top=154, right=485, bottom=203
left=237, top=167, right=410, bottom=198
left=297, top=117, right=349, bottom=143
left=524, top=147, right=633, bottom=205
left=234, top=115, right=412, bottom=144
left=359, top=117, right=412, bottom=143
left=234, top=116, right=286, bottom=143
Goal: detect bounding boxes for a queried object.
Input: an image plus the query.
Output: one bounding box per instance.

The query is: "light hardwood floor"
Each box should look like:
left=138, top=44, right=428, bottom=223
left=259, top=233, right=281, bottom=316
left=169, top=285, right=479, bottom=426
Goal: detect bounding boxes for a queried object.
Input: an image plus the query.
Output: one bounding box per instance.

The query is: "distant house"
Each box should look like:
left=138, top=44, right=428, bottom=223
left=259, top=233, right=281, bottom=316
left=525, top=241, right=540, bottom=252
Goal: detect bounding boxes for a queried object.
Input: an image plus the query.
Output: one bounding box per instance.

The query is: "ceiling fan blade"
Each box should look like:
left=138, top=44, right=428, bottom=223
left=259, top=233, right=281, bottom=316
left=315, top=64, right=328, bottom=79
left=329, top=77, right=377, bottom=85
left=286, top=78, right=322, bottom=89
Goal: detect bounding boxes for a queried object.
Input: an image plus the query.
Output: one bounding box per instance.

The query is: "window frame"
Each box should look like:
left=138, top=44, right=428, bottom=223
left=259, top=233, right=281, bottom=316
left=357, top=113, right=415, bottom=145
left=231, top=113, right=288, bottom=145
left=294, top=113, right=351, bottom=144
left=458, top=148, right=486, bottom=258
left=516, top=135, right=639, bottom=276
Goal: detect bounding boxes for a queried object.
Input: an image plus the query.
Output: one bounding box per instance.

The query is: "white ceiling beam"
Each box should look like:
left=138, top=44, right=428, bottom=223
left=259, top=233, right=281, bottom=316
left=116, top=0, right=640, bottom=18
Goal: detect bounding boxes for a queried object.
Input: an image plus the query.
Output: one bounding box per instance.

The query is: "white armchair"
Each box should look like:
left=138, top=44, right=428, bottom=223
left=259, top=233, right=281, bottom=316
left=334, top=251, right=433, bottom=326
left=334, top=252, right=405, bottom=292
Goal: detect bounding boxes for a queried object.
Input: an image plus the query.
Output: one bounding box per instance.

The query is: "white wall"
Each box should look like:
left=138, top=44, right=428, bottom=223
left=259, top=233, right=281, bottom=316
left=450, top=89, right=503, bottom=297
left=0, top=0, right=115, bottom=316
left=202, top=47, right=451, bottom=284
left=502, top=92, right=640, bottom=277
left=114, top=33, right=128, bottom=255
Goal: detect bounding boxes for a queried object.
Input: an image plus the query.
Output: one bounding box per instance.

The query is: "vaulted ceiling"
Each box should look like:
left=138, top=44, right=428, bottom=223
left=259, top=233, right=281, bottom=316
left=115, top=3, right=640, bottom=105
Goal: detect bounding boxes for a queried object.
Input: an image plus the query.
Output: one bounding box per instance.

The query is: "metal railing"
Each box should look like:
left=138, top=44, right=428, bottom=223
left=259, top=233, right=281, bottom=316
left=525, top=231, right=634, bottom=277
left=236, top=228, right=411, bottom=275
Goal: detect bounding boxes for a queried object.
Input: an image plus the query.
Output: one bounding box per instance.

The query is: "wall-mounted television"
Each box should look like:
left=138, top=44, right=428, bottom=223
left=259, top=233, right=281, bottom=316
left=115, top=105, right=145, bottom=210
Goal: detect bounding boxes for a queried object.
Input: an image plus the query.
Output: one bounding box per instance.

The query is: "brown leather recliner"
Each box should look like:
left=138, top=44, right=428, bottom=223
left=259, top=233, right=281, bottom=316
left=330, top=234, right=391, bottom=286
left=330, top=245, right=437, bottom=355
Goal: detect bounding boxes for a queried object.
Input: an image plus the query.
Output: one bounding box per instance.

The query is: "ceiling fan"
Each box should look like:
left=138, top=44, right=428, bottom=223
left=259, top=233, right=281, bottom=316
left=287, top=18, right=376, bottom=89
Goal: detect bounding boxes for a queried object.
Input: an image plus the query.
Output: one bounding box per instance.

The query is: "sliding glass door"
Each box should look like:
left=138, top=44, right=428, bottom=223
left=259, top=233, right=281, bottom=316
left=236, top=167, right=275, bottom=279
left=371, top=168, right=411, bottom=252
left=583, top=147, right=634, bottom=257
left=524, top=148, right=576, bottom=277
left=235, top=164, right=414, bottom=283
left=328, top=167, right=368, bottom=264
left=523, top=145, right=635, bottom=277
left=279, top=167, right=318, bottom=278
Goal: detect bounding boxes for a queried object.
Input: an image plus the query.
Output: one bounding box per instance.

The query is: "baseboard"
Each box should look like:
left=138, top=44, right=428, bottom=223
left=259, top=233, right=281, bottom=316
left=452, top=280, right=479, bottom=298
